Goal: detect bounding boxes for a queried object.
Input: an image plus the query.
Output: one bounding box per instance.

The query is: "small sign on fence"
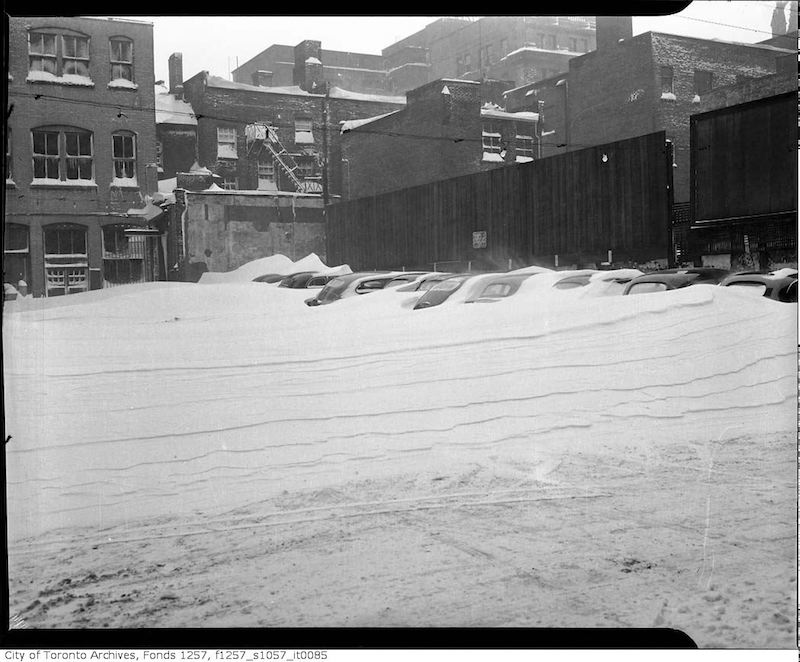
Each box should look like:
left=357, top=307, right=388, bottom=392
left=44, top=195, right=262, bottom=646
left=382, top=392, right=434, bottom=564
left=472, top=231, right=487, bottom=249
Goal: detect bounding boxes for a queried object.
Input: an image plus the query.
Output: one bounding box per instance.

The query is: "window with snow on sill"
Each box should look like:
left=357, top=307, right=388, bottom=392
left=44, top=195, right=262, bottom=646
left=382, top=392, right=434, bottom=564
left=660, top=92, right=676, bottom=101
left=109, top=79, right=138, bottom=90
left=294, top=131, right=314, bottom=144
left=27, top=70, right=94, bottom=86
left=111, top=177, right=138, bottom=188
left=32, top=178, right=97, bottom=186
left=483, top=152, right=505, bottom=162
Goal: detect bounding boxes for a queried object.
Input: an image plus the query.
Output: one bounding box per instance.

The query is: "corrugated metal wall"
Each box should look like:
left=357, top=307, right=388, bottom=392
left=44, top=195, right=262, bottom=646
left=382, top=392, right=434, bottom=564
left=327, top=131, right=671, bottom=270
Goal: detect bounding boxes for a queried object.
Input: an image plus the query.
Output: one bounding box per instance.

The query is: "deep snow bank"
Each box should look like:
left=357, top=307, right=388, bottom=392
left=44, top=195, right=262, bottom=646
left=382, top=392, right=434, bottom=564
left=197, top=253, right=352, bottom=284
left=4, top=283, right=796, bottom=542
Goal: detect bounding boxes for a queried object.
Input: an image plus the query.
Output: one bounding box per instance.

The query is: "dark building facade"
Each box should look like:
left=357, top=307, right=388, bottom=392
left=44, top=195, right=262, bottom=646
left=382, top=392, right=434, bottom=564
left=684, top=91, right=797, bottom=271
left=155, top=56, right=198, bottom=181
left=340, top=78, right=540, bottom=200
left=503, top=24, right=794, bottom=204
left=5, top=16, right=159, bottom=298
left=179, top=50, right=406, bottom=200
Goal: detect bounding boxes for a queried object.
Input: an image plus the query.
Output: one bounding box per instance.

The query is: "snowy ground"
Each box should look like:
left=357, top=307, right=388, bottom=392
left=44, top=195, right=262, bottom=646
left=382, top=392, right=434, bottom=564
left=3, top=260, right=797, bottom=645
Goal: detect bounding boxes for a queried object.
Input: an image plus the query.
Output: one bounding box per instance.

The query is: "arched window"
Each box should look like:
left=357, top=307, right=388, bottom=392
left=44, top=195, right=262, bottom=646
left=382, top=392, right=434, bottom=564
left=111, top=131, right=137, bottom=183
left=109, top=37, right=134, bottom=81
left=31, top=126, right=93, bottom=183
left=43, top=223, right=88, bottom=296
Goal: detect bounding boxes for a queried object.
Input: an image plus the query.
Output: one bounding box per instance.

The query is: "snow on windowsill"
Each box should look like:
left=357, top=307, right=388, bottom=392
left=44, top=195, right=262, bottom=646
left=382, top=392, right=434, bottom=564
left=294, top=131, right=315, bottom=144
left=660, top=92, right=676, bottom=101
left=482, top=152, right=505, bottom=162
left=31, top=179, right=97, bottom=187
left=111, top=177, right=139, bottom=188
left=27, top=71, right=94, bottom=87
left=6, top=178, right=16, bottom=187
left=516, top=156, right=534, bottom=163
left=108, top=79, right=139, bottom=90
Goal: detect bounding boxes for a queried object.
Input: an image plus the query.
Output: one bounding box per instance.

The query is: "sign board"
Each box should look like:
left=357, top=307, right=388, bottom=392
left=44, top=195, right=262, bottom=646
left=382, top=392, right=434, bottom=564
left=245, top=123, right=268, bottom=142
left=301, top=180, right=323, bottom=194
left=472, top=231, right=487, bottom=249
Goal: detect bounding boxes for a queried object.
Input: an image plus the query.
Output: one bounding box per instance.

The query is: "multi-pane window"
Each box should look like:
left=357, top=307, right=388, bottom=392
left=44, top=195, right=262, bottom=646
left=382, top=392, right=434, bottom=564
left=32, top=127, right=93, bottom=182
left=103, top=225, right=145, bottom=286
left=43, top=224, right=89, bottom=296
left=28, top=32, right=57, bottom=73
left=482, top=122, right=503, bottom=155
left=257, top=159, right=275, bottom=190
left=155, top=140, right=163, bottom=169
left=294, top=117, right=314, bottom=144
left=62, top=35, right=90, bottom=76
left=296, top=159, right=314, bottom=178
left=110, top=38, right=133, bottom=81
left=222, top=176, right=238, bottom=190
left=661, top=66, right=674, bottom=94
left=516, top=134, right=535, bottom=161
left=3, top=224, right=31, bottom=291
left=217, top=127, right=238, bottom=159
left=694, top=70, right=713, bottom=95
left=112, top=133, right=136, bottom=181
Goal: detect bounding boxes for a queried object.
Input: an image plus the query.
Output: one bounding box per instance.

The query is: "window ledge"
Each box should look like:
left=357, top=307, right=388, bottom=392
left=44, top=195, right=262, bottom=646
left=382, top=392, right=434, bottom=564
left=27, top=73, right=95, bottom=87
left=31, top=179, right=98, bottom=188
left=108, top=79, right=139, bottom=90
left=482, top=152, right=506, bottom=162
left=660, top=92, right=677, bottom=101
left=6, top=178, right=16, bottom=188
left=111, top=178, right=139, bottom=189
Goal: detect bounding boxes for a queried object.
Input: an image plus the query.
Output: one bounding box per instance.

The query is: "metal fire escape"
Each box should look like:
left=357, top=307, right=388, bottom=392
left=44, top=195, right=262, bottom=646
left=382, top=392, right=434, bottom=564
left=245, top=123, right=304, bottom=192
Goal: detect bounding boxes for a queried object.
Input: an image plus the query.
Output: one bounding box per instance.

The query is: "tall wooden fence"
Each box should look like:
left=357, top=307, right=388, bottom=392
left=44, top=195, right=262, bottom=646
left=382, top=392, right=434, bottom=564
left=326, top=131, right=673, bottom=270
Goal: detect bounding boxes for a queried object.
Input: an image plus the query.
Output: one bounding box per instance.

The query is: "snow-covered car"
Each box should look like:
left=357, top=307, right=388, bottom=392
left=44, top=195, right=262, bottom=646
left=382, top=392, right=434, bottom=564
left=551, top=270, right=599, bottom=290
left=305, top=272, right=402, bottom=306
left=463, top=273, right=535, bottom=303
left=383, top=272, right=432, bottom=288
left=412, top=273, right=506, bottom=309
left=395, top=272, right=456, bottom=293
left=718, top=269, right=798, bottom=302
left=623, top=272, right=705, bottom=295
left=251, top=273, right=285, bottom=284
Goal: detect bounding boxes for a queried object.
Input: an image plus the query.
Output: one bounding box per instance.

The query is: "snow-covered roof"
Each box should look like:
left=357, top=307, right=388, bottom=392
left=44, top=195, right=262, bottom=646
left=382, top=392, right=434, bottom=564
left=481, top=108, right=539, bottom=122
left=501, top=45, right=582, bottom=61
left=340, top=110, right=402, bottom=133
left=155, top=87, right=197, bottom=125
left=205, top=75, right=406, bottom=104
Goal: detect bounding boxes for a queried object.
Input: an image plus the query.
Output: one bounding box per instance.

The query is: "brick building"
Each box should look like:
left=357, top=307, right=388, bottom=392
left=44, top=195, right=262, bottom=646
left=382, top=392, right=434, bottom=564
left=229, top=17, right=597, bottom=98
left=382, top=16, right=596, bottom=94
left=503, top=18, right=794, bottom=204
left=339, top=78, right=539, bottom=199
left=5, top=16, right=159, bottom=298
left=155, top=54, right=198, bottom=180
left=232, top=43, right=388, bottom=95
left=177, top=41, right=406, bottom=200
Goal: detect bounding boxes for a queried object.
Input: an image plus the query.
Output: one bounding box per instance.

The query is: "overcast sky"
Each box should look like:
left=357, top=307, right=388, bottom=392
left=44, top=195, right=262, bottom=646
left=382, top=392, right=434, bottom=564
left=118, top=2, right=795, bottom=85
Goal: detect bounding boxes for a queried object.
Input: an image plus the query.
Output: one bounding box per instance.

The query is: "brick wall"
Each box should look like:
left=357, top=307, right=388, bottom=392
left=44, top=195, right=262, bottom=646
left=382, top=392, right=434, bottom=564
left=6, top=16, right=158, bottom=296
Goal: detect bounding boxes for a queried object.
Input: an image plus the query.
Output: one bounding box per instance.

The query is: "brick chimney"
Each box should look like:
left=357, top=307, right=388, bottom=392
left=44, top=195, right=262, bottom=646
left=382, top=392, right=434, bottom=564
left=595, top=16, right=633, bottom=50
left=294, top=40, right=325, bottom=92
left=251, top=70, right=274, bottom=87
left=168, top=52, right=184, bottom=97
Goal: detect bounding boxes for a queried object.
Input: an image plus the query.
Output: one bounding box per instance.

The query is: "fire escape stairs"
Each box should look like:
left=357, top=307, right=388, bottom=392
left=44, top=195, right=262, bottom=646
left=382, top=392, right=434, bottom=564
left=245, top=124, right=304, bottom=192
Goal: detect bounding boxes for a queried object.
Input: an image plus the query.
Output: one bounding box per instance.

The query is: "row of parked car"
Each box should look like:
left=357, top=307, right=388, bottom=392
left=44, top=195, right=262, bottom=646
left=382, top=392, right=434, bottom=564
left=253, top=265, right=798, bottom=309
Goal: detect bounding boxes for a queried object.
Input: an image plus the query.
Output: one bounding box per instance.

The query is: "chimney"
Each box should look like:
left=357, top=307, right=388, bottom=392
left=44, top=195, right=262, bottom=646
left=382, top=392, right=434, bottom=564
left=771, top=1, right=789, bottom=36
left=168, top=52, right=184, bottom=97
left=294, top=40, right=325, bottom=92
left=595, top=16, right=633, bottom=50
left=252, top=70, right=274, bottom=87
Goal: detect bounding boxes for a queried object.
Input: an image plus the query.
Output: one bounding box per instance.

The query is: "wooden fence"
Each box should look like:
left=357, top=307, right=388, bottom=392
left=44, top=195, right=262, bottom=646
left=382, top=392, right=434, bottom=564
left=326, top=131, right=672, bottom=271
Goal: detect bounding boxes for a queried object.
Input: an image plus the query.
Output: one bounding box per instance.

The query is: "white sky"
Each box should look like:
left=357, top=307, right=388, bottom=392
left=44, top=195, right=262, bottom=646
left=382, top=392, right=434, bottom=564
left=118, top=2, right=795, bottom=85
